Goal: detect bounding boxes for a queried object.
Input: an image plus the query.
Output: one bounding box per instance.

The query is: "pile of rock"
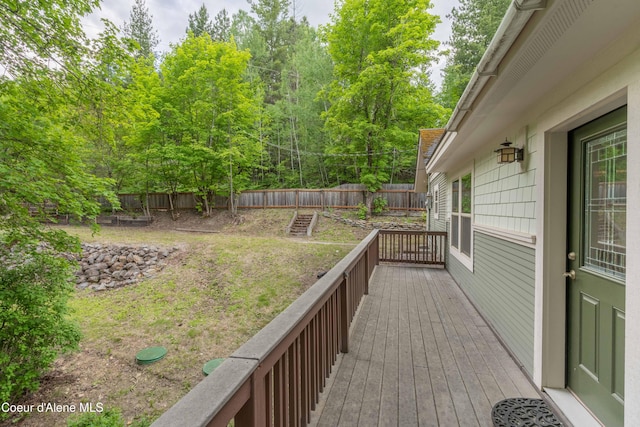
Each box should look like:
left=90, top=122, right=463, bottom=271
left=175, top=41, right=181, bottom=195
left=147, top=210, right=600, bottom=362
left=75, top=243, right=179, bottom=291
left=322, top=211, right=425, bottom=231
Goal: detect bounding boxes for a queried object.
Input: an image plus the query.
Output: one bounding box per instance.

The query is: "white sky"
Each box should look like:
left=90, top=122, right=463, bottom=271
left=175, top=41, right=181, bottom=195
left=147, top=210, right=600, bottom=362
left=84, top=0, right=459, bottom=86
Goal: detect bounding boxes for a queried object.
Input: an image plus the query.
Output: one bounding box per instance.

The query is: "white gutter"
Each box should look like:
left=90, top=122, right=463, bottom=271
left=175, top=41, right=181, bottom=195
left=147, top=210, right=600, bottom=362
left=428, top=0, right=547, bottom=170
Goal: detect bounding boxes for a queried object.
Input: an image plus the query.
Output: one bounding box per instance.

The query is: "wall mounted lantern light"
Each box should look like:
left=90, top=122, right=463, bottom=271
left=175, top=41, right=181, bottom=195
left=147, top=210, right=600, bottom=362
left=425, top=191, right=433, bottom=210
left=495, top=138, right=524, bottom=164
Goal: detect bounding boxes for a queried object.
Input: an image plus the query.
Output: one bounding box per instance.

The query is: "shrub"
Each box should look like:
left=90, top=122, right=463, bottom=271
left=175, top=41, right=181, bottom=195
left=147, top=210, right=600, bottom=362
left=66, top=407, right=153, bottom=427
left=371, top=196, right=388, bottom=216
left=66, top=408, right=146, bottom=427
left=0, top=236, right=82, bottom=409
left=357, top=203, right=368, bottom=220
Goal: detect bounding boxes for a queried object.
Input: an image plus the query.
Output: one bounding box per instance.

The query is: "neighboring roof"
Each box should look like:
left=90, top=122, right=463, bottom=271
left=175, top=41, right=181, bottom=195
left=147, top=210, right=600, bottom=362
left=426, top=0, right=640, bottom=173
left=414, top=128, right=445, bottom=192
left=419, top=129, right=445, bottom=162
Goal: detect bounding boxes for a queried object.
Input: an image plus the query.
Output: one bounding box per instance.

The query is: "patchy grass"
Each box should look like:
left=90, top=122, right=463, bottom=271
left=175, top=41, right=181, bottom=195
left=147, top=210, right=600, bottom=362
left=9, top=211, right=364, bottom=426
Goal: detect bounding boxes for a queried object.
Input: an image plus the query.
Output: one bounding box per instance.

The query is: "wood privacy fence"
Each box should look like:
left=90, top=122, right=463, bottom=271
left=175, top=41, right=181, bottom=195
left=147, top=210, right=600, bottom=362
left=150, top=229, right=446, bottom=427
left=115, top=188, right=428, bottom=213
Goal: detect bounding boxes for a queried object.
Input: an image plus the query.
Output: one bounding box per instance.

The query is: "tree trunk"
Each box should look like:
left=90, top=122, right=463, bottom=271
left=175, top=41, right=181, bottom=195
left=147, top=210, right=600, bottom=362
left=168, top=192, right=179, bottom=221
left=365, top=190, right=374, bottom=217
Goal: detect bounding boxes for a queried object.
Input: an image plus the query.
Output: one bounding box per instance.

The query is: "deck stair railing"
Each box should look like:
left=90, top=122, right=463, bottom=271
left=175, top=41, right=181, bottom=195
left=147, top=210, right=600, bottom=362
left=379, top=230, right=447, bottom=266
left=151, top=230, right=379, bottom=427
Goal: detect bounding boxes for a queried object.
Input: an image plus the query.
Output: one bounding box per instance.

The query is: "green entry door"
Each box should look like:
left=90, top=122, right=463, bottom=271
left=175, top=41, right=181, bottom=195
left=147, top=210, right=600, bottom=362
left=567, top=106, right=626, bottom=427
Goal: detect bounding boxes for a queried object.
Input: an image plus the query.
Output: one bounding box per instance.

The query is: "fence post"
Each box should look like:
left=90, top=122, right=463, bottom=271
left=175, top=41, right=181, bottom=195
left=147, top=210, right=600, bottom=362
left=406, top=191, right=410, bottom=216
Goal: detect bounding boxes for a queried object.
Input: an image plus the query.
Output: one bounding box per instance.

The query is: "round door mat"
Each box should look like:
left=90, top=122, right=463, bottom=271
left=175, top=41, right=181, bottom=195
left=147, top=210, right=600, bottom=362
left=203, top=358, right=225, bottom=376
left=492, top=398, right=563, bottom=427
left=136, top=346, right=167, bottom=365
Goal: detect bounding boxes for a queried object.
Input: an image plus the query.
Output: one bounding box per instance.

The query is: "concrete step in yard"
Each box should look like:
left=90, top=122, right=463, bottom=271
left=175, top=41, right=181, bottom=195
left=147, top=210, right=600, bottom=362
left=289, top=214, right=314, bottom=236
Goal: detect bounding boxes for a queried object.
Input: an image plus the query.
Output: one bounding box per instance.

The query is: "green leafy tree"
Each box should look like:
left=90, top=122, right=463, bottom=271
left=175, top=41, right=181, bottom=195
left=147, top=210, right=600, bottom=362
left=0, top=0, right=117, bottom=407
left=438, top=0, right=510, bottom=109
left=120, top=56, right=164, bottom=215
left=186, top=4, right=214, bottom=37
left=122, top=0, right=159, bottom=59
left=0, top=0, right=97, bottom=78
left=230, top=9, right=259, bottom=49
left=322, top=0, right=446, bottom=205
left=73, top=21, right=138, bottom=193
left=0, top=77, right=116, bottom=406
left=159, top=34, right=262, bottom=216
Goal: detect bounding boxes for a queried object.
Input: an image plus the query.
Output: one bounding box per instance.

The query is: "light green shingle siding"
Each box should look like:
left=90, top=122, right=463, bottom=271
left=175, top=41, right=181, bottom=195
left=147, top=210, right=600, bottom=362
left=448, top=231, right=535, bottom=375
left=429, top=173, right=448, bottom=232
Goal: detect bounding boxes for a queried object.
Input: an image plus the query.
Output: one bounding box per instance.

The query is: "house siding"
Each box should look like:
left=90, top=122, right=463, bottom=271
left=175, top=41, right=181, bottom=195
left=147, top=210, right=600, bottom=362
left=419, top=2, right=640, bottom=423
left=429, top=172, right=448, bottom=232
left=448, top=231, right=536, bottom=375
left=474, top=128, right=538, bottom=235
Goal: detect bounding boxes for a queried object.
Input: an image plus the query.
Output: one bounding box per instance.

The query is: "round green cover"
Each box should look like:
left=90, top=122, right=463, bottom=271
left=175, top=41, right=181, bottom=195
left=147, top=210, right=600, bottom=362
left=203, top=358, right=225, bottom=376
left=136, top=346, right=167, bottom=365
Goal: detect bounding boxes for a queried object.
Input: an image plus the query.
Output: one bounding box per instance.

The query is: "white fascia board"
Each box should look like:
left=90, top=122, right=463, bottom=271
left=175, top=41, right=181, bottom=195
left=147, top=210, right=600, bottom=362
left=426, top=131, right=457, bottom=173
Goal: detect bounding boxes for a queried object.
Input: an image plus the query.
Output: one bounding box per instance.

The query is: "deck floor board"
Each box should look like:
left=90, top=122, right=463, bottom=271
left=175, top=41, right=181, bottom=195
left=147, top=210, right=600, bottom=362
left=310, top=265, right=539, bottom=426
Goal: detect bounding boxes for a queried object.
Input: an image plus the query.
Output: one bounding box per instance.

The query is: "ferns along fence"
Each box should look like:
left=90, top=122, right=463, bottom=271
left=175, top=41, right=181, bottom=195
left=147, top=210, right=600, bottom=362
left=115, top=186, right=428, bottom=213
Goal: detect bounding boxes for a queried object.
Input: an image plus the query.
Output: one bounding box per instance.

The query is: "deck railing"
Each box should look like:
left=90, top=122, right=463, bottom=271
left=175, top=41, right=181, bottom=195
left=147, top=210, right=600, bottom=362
left=151, top=230, right=380, bottom=427
left=151, top=229, right=446, bottom=427
left=378, top=230, right=447, bottom=266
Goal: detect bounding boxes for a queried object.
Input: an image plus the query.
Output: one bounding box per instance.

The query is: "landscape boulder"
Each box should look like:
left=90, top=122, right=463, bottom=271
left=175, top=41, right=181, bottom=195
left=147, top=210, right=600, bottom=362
left=73, top=243, right=179, bottom=291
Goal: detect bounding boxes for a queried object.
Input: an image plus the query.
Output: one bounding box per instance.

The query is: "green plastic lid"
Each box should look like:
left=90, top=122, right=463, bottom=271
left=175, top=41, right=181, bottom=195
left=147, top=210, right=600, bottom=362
left=136, top=346, right=167, bottom=365
left=203, top=358, right=225, bottom=376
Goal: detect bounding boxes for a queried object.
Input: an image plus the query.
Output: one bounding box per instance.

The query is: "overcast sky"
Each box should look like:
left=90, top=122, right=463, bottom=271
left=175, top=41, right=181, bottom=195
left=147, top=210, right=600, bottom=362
left=84, top=0, right=459, bottom=85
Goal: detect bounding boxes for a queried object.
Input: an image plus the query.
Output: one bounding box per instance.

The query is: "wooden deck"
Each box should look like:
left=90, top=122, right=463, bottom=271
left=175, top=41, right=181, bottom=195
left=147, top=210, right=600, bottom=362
left=309, top=265, right=540, bottom=427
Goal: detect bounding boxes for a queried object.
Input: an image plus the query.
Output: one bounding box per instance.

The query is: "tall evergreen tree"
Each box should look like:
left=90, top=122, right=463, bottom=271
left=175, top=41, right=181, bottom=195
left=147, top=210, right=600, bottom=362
left=122, top=0, right=159, bottom=59
left=212, top=9, right=232, bottom=42
left=438, top=0, right=510, bottom=109
left=273, top=23, right=334, bottom=187
left=248, top=0, right=294, bottom=104
left=186, top=4, right=214, bottom=37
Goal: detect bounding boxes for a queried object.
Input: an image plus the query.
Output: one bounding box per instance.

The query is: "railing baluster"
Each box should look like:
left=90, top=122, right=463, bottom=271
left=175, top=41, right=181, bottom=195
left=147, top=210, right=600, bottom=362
left=310, top=317, right=317, bottom=410
left=301, top=328, right=309, bottom=424
left=274, top=360, right=284, bottom=427
left=339, top=276, right=349, bottom=353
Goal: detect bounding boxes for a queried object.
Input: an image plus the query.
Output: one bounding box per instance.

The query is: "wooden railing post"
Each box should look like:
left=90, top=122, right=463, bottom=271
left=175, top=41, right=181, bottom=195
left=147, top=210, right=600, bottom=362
left=235, top=370, right=266, bottom=427
left=339, top=272, right=350, bottom=353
